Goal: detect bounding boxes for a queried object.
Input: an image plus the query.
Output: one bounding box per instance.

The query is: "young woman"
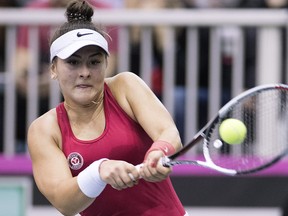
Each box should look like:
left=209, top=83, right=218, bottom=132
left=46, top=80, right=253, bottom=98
left=28, top=1, right=187, bottom=215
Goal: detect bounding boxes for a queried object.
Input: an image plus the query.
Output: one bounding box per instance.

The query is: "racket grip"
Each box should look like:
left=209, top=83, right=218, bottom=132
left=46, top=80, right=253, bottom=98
left=133, top=157, right=170, bottom=178
left=161, top=156, right=172, bottom=167
left=129, top=159, right=169, bottom=181
left=128, top=164, right=143, bottom=180
left=134, top=156, right=170, bottom=171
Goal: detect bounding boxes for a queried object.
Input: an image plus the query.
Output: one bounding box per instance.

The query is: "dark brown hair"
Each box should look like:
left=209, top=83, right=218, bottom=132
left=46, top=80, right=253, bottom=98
left=49, top=0, right=106, bottom=46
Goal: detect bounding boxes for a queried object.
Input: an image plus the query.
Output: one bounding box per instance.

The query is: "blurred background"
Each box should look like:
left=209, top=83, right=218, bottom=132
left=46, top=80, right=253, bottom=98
left=0, top=0, right=288, bottom=215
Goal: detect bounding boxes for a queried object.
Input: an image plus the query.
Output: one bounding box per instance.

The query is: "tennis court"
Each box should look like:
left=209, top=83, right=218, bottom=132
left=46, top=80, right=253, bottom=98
left=27, top=206, right=280, bottom=216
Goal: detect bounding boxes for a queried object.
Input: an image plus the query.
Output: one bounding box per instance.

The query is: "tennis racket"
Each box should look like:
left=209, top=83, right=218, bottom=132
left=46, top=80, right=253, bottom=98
left=138, top=83, right=288, bottom=176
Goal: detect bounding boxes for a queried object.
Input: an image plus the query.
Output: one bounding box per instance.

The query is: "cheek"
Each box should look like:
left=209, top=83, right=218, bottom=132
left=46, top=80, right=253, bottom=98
left=58, top=72, right=76, bottom=86
left=63, top=74, right=76, bottom=84
left=93, top=64, right=107, bottom=77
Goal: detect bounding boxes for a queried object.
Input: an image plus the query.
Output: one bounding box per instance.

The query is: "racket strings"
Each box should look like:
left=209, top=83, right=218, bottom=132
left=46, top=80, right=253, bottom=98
left=205, top=88, right=288, bottom=173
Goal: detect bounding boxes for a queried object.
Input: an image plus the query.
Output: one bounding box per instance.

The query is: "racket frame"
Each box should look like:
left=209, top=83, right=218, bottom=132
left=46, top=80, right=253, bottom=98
left=162, top=84, right=288, bottom=175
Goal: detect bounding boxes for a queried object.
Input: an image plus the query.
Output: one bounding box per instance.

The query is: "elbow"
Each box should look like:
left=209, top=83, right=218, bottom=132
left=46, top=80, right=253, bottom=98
left=48, top=196, right=82, bottom=216
left=51, top=197, right=92, bottom=216
left=57, top=208, right=79, bottom=216
left=53, top=201, right=82, bottom=216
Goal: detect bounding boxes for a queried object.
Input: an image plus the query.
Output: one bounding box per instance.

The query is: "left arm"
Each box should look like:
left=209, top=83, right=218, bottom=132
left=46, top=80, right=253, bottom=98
left=107, top=72, right=183, bottom=181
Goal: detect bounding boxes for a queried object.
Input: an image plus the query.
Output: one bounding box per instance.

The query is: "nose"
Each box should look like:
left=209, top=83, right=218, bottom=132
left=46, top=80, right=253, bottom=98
left=79, top=66, right=91, bottom=79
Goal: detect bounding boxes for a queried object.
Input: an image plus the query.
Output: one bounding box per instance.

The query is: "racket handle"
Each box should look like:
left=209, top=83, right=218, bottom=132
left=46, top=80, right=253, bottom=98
left=134, top=156, right=170, bottom=171
left=128, top=164, right=143, bottom=180
left=131, top=157, right=170, bottom=180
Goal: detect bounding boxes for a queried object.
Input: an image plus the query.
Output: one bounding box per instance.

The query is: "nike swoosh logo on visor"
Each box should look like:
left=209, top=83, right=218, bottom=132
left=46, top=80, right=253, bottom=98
left=77, top=32, right=93, bottom=37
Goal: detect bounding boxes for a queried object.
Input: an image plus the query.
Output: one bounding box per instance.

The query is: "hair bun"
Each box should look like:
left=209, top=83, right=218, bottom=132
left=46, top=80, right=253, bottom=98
left=65, top=0, right=94, bottom=23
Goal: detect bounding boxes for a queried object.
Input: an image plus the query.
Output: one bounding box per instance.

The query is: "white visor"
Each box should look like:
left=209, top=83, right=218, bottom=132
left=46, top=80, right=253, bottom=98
left=50, top=29, right=109, bottom=62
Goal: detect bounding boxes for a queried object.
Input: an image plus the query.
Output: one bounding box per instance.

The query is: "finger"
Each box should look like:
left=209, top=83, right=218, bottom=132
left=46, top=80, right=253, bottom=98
left=140, top=165, right=161, bottom=182
left=127, top=164, right=142, bottom=181
left=126, top=173, right=138, bottom=187
left=116, top=171, right=140, bottom=189
left=141, top=160, right=171, bottom=182
left=128, top=173, right=136, bottom=182
left=111, top=176, right=128, bottom=190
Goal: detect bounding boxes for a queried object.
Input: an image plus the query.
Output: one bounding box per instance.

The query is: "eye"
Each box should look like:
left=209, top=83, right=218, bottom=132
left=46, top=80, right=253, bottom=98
left=66, top=59, right=79, bottom=65
left=89, top=59, right=102, bottom=66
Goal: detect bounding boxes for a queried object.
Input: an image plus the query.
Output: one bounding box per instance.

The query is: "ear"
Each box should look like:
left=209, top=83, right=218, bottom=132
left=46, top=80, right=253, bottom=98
left=50, top=63, right=58, bottom=80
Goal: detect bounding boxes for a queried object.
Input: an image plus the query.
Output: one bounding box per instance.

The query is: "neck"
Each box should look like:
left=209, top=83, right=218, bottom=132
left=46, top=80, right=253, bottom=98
left=64, top=97, right=104, bottom=124
left=64, top=90, right=104, bottom=110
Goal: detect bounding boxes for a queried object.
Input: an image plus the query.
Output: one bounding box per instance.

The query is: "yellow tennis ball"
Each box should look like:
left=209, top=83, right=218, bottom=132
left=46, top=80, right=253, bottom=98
left=219, top=118, right=247, bottom=145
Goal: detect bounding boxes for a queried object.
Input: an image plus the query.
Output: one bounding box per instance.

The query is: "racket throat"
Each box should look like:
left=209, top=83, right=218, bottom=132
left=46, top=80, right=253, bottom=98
left=197, top=161, right=237, bottom=175
left=162, top=156, right=199, bottom=167
left=162, top=156, right=237, bottom=176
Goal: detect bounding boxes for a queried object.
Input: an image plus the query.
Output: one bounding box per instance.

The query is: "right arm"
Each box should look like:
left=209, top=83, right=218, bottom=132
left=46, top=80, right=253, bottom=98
left=28, top=109, right=140, bottom=215
left=27, top=110, right=94, bottom=215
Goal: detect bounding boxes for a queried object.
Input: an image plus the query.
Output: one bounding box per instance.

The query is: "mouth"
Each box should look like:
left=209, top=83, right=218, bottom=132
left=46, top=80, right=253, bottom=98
left=76, top=84, right=92, bottom=89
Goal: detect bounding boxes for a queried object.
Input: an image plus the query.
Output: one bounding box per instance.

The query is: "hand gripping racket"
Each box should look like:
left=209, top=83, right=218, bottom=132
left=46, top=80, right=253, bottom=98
left=137, top=84, right=288, bottom=176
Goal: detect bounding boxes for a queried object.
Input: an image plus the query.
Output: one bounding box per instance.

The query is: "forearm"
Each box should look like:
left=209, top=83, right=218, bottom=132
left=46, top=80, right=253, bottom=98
left=50, top=178, right=94, bottom=215
left=153, top=126, right=182, bottom=152
left=37, top=159, right=107, bottom=215
left=35, top=174, right=93, bottom=215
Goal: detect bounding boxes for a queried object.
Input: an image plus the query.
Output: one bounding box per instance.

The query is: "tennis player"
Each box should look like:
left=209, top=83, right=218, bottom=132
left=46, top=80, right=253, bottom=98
left=28, top=0, right=188, bottom=215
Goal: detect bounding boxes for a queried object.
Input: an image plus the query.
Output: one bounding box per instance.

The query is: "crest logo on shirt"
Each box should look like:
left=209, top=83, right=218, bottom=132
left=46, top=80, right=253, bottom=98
left=67, top=152, right=84, bottom=170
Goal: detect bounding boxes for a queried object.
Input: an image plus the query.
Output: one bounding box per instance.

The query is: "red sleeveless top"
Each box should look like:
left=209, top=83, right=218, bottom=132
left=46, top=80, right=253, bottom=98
left=56, top=83, right=185, bottom=216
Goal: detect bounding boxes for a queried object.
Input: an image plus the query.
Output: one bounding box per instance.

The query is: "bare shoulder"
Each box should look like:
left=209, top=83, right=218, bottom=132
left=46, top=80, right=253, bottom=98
left=106, top=71, right=142, bottom=83
left=105, top=72, right=147, bottom=93
left=29, top=109, right=57, bottom=132
left=28, top=108, right=61, bottom=149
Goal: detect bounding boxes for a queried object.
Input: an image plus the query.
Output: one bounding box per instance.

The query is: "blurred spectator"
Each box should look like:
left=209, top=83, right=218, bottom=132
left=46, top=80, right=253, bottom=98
left=0, top=0, right=19, bottom=70
left=238, top=0, right=266, bottom=7
left=14, top=0, right=118, bottom=152
left=14, top=0, right=31, bottom=7
left=265, top=0, right=287, bottom=82
left=238, top=1, right=266, bottom=90
left=0, top=0, right=19, bottom=152
left=239, top=0, right=287, bottom=86
left=179, top=0, right=252, bottom=138
left=125, top=0, right=168, bottom=97
left=125, top=0, right=187, bottom=139
left=265, top=0, right=288, bottom=7
left=184, top=0, right=267, bottom=130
